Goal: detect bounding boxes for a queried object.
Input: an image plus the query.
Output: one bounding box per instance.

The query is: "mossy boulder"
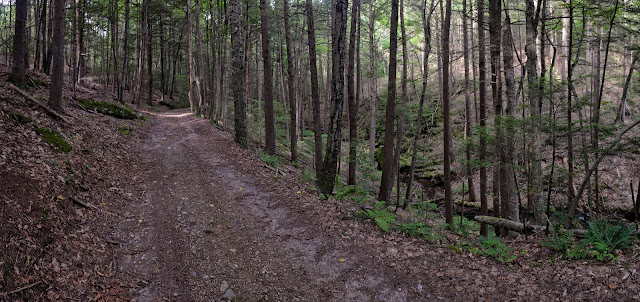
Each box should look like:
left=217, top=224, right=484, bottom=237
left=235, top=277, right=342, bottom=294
left=36, top=127, right=72, bottom=153
left=78, top=99, right=141, bottom=120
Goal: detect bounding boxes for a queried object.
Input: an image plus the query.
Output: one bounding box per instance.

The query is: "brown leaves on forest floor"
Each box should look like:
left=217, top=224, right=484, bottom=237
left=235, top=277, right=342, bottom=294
left=1, top=65, right=146, bottom=301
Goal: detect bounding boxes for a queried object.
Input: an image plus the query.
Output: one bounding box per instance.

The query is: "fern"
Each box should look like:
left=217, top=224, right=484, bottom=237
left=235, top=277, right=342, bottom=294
left=366, top=201, right=396, bottom=232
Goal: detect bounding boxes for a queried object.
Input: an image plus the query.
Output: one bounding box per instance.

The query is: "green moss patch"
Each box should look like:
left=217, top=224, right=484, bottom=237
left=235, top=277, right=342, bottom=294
left=7, top=112, right=32, bottom=124
left=36, top=127, right=72, bottom=153
left=78, top=99, right=141, bottom=120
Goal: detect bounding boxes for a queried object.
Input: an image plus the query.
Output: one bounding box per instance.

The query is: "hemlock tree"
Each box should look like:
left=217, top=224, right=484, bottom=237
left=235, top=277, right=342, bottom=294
left=229, top=0, right=247, bottom=148
left=261, top=0, right=276, bottom=156
left=9, top=0, right=27, bottom=86
left=318, top=0, right=348, bottom=196
left=379, top=0, right=400, bottom=204
left=48, top=0, right=66, bottom=113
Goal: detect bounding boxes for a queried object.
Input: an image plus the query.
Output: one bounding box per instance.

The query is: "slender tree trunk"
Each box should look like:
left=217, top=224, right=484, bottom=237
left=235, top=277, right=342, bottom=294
left=502, top=13, right=519, bottom=224
left=379, top=0, right=400, bottom=203
left=525, top=0, right=545, bottom=224
left=48, top=0, right=65, bottom=112
left=368, top=0, right=376, bottom=163
left=147, top=13, right=152, bottom=105
left=477, top=0, right=489, bottom=236
left=196, top=0, right=205, bottom=114
left=318, top=0, right=348, bottom=196
left=462, top=0, right=476, bottom=204
left=616, top=52, right=638, bottom=124
left=9, top=0, right=27, bottom=86
left=406, top=0, right=434, bottom=205
left=392, top=0, right=408, bottom=207
left=118, top=0, right=130, bottom=103
left=347, top=0, right=360, bottom=186
left=306, top=0, right=323, bottom=176
left=187, top=0, right=195, bottom=111
left=260, top=0, right=276, bottom=155
left=229, top=0, right=247, bottom=148
left=442, top=0, right=453, bottom=224
left=40, top=0, right=47, bottom=73
left=566, top=0, right=577, bottom=226
left=283, top=0, right=298, bottom=162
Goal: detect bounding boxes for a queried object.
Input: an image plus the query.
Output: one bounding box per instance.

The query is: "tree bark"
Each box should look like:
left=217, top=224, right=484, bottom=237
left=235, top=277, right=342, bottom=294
left=462, top=0, right=476, bottom=205
left=368, top=0, right=376, bottom=163
left=442, top=0, right=453, bottom=224
left=347, top=0, right=360, bottom=186
left=118, top=0, right=130, bottom=104
left=477, top=0, right=489, bottom=236
left=306, top=0, right=323, bottom=176
left=229, top=0, right=247, bottom=148
left=318, top=0, right=348, bottom=196
left=379, top=0, right=400, bottom=204
left=48, top=0, right=65, bottom=113
left=283, top=0, right=298, bottom=162
left=9, top=0, right=28, bottom=86
left=260, top=0, right=276, bottom=155
left=488, top=0, right=502, bottom=224
left=196, top=0, right=205, bottom=114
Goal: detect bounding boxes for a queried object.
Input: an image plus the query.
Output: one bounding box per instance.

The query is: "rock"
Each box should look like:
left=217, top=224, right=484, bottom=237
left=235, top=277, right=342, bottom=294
left=190, top=271, right=197, bottom=277
left=222, top=289, right=235, bottom=300
left=220, top=281, right=229, bottom=293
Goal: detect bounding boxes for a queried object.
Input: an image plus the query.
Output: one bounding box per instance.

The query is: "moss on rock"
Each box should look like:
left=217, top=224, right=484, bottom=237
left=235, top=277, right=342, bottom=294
left=78, top=99, right=142, bottom=120
left=36, top=127, right=72, bottom=153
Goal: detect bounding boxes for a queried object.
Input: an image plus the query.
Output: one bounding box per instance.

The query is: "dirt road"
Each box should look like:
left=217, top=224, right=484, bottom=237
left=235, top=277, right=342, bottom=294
left=115, top=110, right=414, bottom=301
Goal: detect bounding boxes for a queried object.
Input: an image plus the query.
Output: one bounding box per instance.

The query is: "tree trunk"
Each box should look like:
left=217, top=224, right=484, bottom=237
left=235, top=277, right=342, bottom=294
left=442, top=0, right=453, bottom=225
left=48, top=0, right=65, bottom=113
left=196, top=0, right=205, bottom=114
left=9, top=0, right=27, bottom=86
left=525, top=0, right=544, bottom=224
left=477, top=0, right=489, bottom=236
left=379, top=0, right=400, bottom=204
left=615, top=52, right=638, bottom=124
left=393, top=0, right=408, bottom=207
left=260, top=0, right=276, bottom=155
left=147, top=12, right=152, bottom=106
left=347, top=0, right=360, bottom=186
left=118, top=0, right=130, bottom=104
left=501, top=14, right=519, bottom=224
left=368, top=0, right=376, bottom=163
left=462, top=0, right=476, bottom=205
left=306, top=0, right=323, bottom=176
left=318, top=0, right=348, bottom=196
left=489, top=0, right=502, bottom=224
left=187, top=0, right=195, bottom=111
left=283, top=0, right=298, bottom=162
left=229, top=0, right=247, bottom=148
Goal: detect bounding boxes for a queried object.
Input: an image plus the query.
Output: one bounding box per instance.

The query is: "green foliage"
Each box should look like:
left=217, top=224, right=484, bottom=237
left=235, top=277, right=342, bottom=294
left=447, top=216, right=479, bottom=237
left=583, top=219, right=637, bottom=261
left=36, top=128, right=72, bottom=153
left=410, top=201, right=439, bottom=216
left=543, top=220, right=637, bottom=261
left=471, top=236, right=518, bottom=263
left=259, top=151, right=280, bottom=168
left=118, top=125, right=132, bottom=136
left=542, top=230, right=589, bottom=260
left=335, top=185, right=369, bottom=204
left=7, top=112, right=32, bottom=124
left=78, top=99, right=142, bottom=120
left=399, top=221, right=441, bottom=242
left=365, top=201, right=396, bottom=232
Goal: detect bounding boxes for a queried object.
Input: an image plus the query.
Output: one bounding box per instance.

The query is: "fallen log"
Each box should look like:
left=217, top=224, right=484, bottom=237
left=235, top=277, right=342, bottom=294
left=8, top=83, right=72, bottom=124
left=473, top=215, right=640, bottom=237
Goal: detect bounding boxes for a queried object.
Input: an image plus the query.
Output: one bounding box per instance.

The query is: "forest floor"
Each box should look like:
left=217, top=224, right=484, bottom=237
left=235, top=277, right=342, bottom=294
left=1, top=69, right=639, bottom=301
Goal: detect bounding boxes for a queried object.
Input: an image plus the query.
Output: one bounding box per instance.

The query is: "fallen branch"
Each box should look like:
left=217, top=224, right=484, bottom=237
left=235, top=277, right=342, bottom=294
left=8, top=83, right=72, bottom=124
left=6, top=281, right=42, bottom=295
left=473, top=215, right=640, bottom=236
left=71, top=196, right=98, bottom=209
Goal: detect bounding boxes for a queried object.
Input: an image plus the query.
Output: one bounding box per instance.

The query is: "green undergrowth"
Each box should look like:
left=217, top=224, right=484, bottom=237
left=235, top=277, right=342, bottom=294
left=543, top=219, right=637, bottom=262
left=36, top=127, right=72, bottom=153
left=7, top=111, right=32, bottom=124
left=159, top=99, right=190, bottom=109
left=78, top=99, right=142, bottom=120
